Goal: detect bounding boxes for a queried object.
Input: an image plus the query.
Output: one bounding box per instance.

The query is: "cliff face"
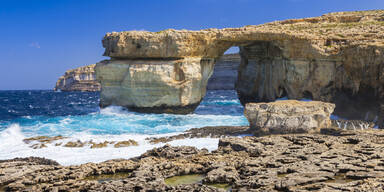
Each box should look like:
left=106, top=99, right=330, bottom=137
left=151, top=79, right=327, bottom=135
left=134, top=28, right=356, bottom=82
left=54, top=64, right=100, bottom=92
left=207, top=54, right=240, bottom=90
left=96, top=58, right=214, bottom=113
left=97, top=10, right=384, bottom=117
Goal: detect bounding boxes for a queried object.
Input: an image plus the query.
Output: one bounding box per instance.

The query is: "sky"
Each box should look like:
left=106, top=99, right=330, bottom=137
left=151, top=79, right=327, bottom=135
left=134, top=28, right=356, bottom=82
left=0, top=0, right=383, bottom=90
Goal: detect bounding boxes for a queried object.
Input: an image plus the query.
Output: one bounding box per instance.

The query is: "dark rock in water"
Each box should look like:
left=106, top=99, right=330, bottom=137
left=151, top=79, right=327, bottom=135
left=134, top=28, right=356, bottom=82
left=0, top=157, right=59, bottom=166
left=119, top=102, right=202, bottom=115
left=147, top=126, right=250, bottom=144
left=3, top=130, right=384, bottom=191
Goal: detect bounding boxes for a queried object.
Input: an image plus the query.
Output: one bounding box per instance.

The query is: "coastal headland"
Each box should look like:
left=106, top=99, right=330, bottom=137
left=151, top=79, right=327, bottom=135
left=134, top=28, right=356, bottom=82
left=3, top=10, right=384, bottom=192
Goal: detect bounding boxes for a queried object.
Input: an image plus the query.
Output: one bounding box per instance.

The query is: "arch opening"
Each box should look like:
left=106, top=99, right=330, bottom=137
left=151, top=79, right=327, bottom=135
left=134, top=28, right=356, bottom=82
left=302, top=91, right=313, bottom=100
left=235, top=40, right=287, bottom=105
left=206, top=46, right=240, bottom=90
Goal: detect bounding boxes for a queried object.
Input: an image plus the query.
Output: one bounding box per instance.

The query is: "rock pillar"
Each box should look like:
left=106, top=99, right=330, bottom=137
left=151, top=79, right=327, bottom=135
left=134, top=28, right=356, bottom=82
left=96, top=58, right=215, bottom=114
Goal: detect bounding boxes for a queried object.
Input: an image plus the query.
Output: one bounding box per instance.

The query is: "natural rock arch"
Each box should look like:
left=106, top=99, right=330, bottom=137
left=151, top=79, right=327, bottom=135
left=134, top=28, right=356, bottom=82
left=96, top=10, right=384, bottom=121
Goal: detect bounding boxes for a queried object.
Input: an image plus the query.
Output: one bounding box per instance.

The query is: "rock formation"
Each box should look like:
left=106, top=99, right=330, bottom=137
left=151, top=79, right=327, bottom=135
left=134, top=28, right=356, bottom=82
left=54, top=64, right=100, bottom=92
left=97, top=10, right=384, bottom=117
left=245, top=100, right=335, bottom=134
left=3, top=129, right=384, bottom=191
left=96, top=58, right=215, bottom=113
left=207, top=53, right=240, bottom=90
left=55, top=54, right=238, bottom=93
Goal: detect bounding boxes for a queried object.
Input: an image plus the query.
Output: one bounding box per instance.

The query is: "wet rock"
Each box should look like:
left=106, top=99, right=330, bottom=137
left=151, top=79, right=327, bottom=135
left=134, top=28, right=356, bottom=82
left=114, top=140, right=138, bottom=148
left=89, top=141, right=111, bottom=149
left=64, top=140, right=85, bottom=148
left=3, top=130, right=384, bottom=191
left=23, top=136, right=66, bottom=144
left=148, top=126, right=250, bottom=144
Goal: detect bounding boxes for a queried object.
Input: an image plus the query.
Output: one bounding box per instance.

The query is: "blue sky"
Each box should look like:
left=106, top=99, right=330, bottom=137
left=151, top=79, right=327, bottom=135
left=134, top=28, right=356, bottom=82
left=0, top=0, right=383, bottom=90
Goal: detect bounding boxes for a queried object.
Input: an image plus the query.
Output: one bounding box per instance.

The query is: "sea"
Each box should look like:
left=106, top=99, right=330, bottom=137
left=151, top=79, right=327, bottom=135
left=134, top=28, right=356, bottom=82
left=0, top=90, right=249, bottom=165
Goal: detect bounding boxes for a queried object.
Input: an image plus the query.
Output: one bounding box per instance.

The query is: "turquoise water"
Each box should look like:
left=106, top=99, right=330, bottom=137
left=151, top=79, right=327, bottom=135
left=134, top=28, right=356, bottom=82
left=0, top=90, right=248, bottom=137
left=0, top=90, right=248, bottom=165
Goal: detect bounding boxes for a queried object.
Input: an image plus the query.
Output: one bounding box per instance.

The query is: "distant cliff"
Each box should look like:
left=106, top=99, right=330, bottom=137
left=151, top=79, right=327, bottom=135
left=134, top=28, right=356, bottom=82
left=54, top=64, right=100, bottom=92
left=207, top=53, right=240, bottom=90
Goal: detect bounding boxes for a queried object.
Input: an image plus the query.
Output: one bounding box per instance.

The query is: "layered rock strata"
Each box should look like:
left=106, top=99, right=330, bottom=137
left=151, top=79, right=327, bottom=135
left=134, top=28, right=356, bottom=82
left=96, top=58, right=214, bottom=113
left=98, top=10, right=384, bottom=117
left=54, top=64, right=100, bottom=92
left=245, top=100, right=335, bottom=134
left=56, top=54, right=239, bottom=93
left=2, top=130, right=384, bottom=191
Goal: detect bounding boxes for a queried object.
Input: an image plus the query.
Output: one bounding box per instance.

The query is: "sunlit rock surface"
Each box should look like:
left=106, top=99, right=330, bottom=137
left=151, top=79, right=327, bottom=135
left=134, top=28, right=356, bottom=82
left=55, top=53, right=239, bottom=92
left=54, top=64, right=100, bottom=92
left=3, top=129, right=384, bottom=191
left=96, top=58, right=214, bottom=113
left=98, top=10, right=384, bottom=116
left=245, top=100, right=335, bottom=134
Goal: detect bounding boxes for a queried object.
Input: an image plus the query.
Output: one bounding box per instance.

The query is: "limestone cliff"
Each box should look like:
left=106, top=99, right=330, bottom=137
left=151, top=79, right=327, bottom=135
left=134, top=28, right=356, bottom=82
left=98, top=10, right=384, bottom=117
left=207, top=53, right=240, bottom=90
left=54, top=64, right=100, bottom=92
left=97, top=58, right=214, bottom=113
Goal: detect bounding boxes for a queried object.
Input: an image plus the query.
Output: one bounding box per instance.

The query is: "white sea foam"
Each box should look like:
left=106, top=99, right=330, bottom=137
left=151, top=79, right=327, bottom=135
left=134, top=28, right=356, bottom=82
left=0, top=90, right=246, bottom=166
left=0, top=124, right=219, bottom=166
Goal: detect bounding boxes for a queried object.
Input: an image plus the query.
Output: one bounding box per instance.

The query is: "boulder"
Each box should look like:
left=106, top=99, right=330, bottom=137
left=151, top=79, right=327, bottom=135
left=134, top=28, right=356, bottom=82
left=244, top=100, right=335, bottom=134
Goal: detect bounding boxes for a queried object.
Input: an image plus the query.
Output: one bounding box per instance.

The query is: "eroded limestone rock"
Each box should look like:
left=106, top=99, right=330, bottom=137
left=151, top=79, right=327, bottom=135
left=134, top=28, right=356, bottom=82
left=96, top=58, right=215, bottom=113
left=54, top=64, right=100, bottom=92
left=3, top=130, right=384, bottom=191
left=98, top=10, right=384, bottom=116
left=244, top=100, right=335, bottom=134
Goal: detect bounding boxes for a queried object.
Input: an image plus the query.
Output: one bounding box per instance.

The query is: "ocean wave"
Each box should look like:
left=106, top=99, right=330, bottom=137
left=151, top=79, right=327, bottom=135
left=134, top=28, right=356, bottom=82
left=0, top=123, right=219, bottom=166
left=0, top=90, right=247, bottom=165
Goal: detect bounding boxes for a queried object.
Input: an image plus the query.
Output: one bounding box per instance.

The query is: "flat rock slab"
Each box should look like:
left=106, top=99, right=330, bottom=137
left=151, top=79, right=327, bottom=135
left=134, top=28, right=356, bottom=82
left=245, top=100, right=335, bottom=134
left=2, top=130, right=384, bottom=191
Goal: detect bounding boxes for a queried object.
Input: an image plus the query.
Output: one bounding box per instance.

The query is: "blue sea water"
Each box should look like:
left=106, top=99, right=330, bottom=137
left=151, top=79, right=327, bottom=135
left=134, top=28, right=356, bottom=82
left=0, top=90, right=248, bottom=165
left=0, top=90, right=247, bottom=136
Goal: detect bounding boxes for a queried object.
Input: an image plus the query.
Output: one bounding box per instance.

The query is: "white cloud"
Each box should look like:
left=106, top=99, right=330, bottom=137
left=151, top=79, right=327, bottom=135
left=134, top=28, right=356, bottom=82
left=28, top=42, right=40, bottom=49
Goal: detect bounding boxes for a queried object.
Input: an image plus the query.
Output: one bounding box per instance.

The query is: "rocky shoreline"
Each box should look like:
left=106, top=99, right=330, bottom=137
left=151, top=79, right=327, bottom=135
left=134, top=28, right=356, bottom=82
left=2, top=128, right=384, bottom=191
left=7, top=10, right=384, bottom=192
